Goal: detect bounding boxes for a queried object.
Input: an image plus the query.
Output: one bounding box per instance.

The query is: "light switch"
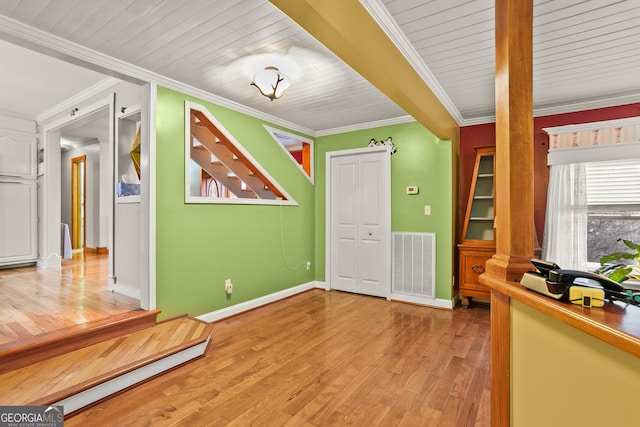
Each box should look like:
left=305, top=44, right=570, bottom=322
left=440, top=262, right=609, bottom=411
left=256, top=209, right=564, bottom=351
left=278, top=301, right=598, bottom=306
left=424, top=205, right=431, bottom=215
left=406, top=186, right=419, bottom=195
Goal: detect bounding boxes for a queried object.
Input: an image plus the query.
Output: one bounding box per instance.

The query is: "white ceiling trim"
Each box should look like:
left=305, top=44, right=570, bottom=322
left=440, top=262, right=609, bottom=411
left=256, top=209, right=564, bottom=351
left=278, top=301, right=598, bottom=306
left=359, top=0, right=464, bottom=125
left=0, top=14, right=315, bottom=137
left=316, top=115, right=415, bottom=137
left=460, top=115, right=497, bottom=127
left=532, top=93, right=640, bottom=120
left=36, top=76, right=120, bottom=123
left=543, top=116, right=640, bottom=135
left=458, top=92, right=640, bottom=128
left=0, top=108, right=35, bottom=122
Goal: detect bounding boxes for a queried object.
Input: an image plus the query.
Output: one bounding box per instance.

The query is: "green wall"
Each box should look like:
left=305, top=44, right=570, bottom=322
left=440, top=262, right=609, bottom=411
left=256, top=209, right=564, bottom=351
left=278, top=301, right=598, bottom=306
left=315, top=121, right=454, bottom=301
left=155, top=86, right=315, bottom=319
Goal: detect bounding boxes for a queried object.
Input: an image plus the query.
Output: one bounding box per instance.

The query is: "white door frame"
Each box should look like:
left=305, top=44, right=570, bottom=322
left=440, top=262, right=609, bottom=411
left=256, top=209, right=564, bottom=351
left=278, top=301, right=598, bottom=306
left=39, top=95, right=115, bottom=275
left=325, top=146, right=391, bottom=299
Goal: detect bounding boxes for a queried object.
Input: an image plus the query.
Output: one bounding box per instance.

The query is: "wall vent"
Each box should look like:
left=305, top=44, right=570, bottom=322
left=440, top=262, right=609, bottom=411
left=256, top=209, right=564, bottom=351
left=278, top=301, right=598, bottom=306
left=392, top=232, right=436, bottom=298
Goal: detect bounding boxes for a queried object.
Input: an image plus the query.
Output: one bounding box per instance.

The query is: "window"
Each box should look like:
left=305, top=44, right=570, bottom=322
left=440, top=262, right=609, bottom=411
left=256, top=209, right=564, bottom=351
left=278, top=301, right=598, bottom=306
left=542, top=117, right=640, bottom=270
left=586, top=159, right=640, bottom=263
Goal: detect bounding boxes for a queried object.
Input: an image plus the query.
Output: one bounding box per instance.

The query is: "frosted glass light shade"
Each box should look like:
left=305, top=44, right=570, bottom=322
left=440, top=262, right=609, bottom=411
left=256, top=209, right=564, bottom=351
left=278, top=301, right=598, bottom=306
left=251, top=66, right=291, bottom=101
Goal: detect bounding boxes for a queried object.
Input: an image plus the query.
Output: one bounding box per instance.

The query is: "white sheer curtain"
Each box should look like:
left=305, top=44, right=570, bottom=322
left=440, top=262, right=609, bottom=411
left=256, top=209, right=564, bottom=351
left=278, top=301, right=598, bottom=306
left=541, top=163, right=587, bottom=270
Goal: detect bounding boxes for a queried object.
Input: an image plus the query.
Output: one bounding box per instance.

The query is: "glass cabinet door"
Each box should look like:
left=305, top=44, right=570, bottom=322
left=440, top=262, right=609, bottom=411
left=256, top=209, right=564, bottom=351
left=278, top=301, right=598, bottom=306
left=462, top=147, right=495, bottom=242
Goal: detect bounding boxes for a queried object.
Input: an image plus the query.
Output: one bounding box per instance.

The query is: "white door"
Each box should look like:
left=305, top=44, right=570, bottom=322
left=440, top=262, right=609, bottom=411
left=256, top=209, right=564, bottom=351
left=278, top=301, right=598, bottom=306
left=327, top=147, right=390, bottom=298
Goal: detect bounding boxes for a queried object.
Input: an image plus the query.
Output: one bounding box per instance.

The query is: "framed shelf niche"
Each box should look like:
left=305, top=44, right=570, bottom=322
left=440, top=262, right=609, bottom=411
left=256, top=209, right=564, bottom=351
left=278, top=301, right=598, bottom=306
left=115, top=105, right=142, bottom=203
left=458, top=146, right=496, bottom=307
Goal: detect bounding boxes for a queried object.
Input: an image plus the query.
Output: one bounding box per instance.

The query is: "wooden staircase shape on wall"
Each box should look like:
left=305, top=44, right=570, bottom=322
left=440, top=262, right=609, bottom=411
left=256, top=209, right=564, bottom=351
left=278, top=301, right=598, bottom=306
left=189, top=107, right=286, bottom=200
left=0, top=315, right=212, bottom=417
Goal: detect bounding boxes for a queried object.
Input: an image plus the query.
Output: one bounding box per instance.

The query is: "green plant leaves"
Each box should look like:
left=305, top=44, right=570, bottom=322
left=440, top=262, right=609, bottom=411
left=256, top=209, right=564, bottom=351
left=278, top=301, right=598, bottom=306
left=607, top=266, right=633, bottom=283
left=620, top=238, right=640, bottom=251
left=600, top=251, right=638, bottom=265
left=598, top=239, right=639, bottom=282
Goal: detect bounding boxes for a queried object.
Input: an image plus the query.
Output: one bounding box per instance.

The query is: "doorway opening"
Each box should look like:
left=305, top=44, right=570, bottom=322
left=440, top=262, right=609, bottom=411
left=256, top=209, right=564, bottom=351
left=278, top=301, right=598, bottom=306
left=71, top=155, right=86, bottom=252
left=59, top=106, right=110, bottom=261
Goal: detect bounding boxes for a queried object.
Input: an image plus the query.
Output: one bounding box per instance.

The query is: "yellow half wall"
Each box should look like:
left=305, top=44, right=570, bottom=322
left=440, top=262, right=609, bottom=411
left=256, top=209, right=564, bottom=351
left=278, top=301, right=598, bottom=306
left=511, top=300, right=640, bottom=426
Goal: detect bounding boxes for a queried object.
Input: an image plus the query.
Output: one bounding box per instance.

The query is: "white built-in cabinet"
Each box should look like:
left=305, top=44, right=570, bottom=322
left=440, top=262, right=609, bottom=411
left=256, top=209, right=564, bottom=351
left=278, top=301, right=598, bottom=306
left=0, top=133, right=36, bottom=178
left=0, top=118, right=38, bottom=266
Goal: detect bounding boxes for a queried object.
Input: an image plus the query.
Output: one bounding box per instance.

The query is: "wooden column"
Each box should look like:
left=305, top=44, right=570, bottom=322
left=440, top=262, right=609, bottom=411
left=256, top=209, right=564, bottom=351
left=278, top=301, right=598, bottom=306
left=481, top=0, right=535, bottom=425
left=490, top=289, right=511, bottom=426
left=484, top=0, right=535, bottom=283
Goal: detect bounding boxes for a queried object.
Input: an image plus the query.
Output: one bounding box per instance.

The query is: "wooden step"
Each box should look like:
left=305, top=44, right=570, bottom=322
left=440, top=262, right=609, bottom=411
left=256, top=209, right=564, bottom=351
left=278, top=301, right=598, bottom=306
left=0, top=309, right=160, bottom=374
left=0, top=316, right=212, bottom=416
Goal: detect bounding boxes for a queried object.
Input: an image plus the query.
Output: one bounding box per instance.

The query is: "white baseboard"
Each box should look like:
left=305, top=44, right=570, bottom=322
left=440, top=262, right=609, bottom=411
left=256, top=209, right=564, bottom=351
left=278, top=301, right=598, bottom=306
left=196, top=282, right=453, bottom=324
left=318, top=281, right=453, bottom=309
left=108, top=282, right=141, bottom=300
left=37, top=254, right=61, bottom=270
left=391, top=292, right=453, bottom=309
left=197, top=281, right=317, bottom=323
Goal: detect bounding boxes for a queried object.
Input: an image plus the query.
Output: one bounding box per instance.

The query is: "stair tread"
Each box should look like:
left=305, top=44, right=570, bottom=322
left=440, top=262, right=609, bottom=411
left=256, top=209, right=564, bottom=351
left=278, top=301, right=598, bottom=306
left=0, top=309, right=157, bottom=355
left=0, top=309, right=160, bottom=374
left=0, top=317, right=212, bottom=406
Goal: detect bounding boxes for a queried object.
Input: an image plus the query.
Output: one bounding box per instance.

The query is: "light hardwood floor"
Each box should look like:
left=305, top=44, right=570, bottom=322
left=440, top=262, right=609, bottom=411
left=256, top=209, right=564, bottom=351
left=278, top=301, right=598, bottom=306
left=0, top=317, right=212, bottom=406
left=0, top=253, right=140, bottom=347
left=69, top=290, right=491, bottom=426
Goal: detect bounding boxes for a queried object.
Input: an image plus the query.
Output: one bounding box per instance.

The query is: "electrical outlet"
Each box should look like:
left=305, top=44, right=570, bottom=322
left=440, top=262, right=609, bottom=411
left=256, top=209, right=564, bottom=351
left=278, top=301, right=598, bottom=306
left=225, top=279, right=233, bottom=294
left=306, top=261, right=311, bottom=271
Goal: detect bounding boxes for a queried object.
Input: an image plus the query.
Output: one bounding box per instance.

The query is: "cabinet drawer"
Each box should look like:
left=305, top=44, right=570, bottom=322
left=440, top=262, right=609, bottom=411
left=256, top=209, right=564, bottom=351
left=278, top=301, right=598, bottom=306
left=462, top=254, right=490, bottom=286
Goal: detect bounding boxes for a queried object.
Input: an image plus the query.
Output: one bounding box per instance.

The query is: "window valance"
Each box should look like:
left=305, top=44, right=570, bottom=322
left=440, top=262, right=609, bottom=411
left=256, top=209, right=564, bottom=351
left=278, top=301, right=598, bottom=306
left=543, top=117, right=640, bottom=165
left=543, top=116, right=640, bottom=150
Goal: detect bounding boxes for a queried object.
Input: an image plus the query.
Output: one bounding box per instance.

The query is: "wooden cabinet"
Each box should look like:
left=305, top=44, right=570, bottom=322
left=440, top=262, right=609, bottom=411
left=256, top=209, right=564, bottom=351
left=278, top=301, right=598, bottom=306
left=458, top=146, right=496, bottom=307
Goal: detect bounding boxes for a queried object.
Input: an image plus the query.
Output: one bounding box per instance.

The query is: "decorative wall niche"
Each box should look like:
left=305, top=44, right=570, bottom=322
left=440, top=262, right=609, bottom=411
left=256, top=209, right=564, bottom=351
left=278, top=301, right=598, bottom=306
left=185, top=101, right=296, bottom=205
left=263, top=125, right=314, bottom=184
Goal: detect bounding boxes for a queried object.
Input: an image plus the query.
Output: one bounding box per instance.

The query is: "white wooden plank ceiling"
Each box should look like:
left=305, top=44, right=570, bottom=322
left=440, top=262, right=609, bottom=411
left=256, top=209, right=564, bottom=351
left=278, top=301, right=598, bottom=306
left=377, top=0, right=640, bottom=122
left=0, top=0, right=638, bottom=131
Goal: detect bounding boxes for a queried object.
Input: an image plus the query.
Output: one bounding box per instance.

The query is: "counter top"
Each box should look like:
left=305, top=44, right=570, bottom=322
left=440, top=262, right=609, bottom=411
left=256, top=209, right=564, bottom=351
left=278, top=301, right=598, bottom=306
left=482, top=275, right=640, bottom=358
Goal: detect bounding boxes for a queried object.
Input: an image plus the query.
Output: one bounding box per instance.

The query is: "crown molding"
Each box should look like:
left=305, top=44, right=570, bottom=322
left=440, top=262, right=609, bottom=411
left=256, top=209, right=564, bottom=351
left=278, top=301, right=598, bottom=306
left=359, top=0, right=464, bottom=126
left=542, top=116, right=640, bottom=135
left=316, top=115, right=415, bottom=137
left=533, top=93, right=640, bottom=119
left=0, top=108, right=35, bottom=122
left=460, top=115, right=497, bottom=127
left=458, top=93, right=640, bottom=128
left=36, top=76, right=121, bottom=123
left=0, top=15, right=314, bottom=136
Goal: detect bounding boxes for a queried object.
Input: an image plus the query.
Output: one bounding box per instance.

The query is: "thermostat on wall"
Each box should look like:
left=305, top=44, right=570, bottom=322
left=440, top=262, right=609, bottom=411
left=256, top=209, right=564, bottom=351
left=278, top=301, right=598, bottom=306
left=406, top=186, right=419, bottom=195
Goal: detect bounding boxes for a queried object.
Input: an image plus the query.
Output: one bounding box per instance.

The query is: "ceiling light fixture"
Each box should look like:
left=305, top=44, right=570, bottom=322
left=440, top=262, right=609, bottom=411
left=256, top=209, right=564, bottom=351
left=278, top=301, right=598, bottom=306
left=251, top=66, right=290, bottom=101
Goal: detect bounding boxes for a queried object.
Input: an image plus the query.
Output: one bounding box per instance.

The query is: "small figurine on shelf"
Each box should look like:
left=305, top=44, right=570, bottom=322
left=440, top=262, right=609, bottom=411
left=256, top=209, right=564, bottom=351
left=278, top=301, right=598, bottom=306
left=367, top=136, right=397, bottom=154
